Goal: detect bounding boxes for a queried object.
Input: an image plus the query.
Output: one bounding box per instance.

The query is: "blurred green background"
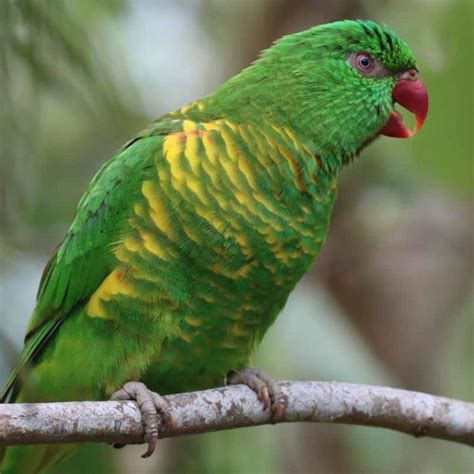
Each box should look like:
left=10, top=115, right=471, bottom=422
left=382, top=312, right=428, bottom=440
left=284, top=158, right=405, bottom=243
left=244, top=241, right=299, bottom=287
left=0, top=0, right=473, bottom=473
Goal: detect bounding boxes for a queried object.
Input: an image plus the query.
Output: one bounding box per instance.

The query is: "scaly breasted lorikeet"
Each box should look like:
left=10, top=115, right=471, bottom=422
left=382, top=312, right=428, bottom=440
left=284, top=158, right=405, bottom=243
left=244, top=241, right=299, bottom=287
left=1, top=20, right=428, bottom=473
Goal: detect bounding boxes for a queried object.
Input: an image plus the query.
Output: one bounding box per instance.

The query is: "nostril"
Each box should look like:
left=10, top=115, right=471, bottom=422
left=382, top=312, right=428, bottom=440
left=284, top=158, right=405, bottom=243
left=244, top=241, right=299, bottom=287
left=400, top=69, right=419, bottom=81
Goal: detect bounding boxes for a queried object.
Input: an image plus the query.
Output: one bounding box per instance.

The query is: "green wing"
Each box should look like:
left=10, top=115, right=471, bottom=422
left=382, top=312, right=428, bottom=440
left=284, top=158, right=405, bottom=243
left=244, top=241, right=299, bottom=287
left=1, top=133, right=165, bottom=402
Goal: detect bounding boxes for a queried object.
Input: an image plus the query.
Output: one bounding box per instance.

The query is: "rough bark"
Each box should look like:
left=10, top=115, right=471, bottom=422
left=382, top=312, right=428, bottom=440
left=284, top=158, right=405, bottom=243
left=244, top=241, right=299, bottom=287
left=1, top=381, right=473, bottom=448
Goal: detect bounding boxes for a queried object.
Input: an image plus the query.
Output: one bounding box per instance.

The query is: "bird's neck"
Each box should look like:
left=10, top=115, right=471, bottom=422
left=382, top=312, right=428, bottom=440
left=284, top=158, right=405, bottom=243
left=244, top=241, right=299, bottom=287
left=204, top=72, right=355, bottom=173
left=172, top=95, right=346, bottom=179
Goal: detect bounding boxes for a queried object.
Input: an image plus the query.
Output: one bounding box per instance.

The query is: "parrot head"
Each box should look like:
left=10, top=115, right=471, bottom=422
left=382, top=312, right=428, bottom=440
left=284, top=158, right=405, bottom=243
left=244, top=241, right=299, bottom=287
left=215, top=20, right=429, bottom=165
left=269, top=19, right=429, bottom=159
left=318, top=20, right=429, bottom=141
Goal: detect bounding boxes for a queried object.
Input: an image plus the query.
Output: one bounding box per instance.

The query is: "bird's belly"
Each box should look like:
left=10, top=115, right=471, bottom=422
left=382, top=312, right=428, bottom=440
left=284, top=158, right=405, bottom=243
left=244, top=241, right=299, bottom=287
left=142, top=277, right=291, bottom=395
left=140, top=242, right=318, bottom=395
left=119, top=173, right=337, bottom=393
left=136, top=207, right=334, bottom=393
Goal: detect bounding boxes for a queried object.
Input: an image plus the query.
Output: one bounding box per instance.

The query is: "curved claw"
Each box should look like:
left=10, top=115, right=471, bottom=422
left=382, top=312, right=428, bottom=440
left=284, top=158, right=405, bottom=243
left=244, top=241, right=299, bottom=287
left=228, top=368, right=288, bottom=422
left=258, top=385, right=271, bottom=411
left=110, top=381, right=174, bottom=458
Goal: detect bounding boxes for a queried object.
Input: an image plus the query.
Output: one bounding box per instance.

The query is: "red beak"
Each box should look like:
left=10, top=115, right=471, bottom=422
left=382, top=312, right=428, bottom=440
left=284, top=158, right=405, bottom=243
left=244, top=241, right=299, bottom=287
left=380, top=69, right=429, bottom=138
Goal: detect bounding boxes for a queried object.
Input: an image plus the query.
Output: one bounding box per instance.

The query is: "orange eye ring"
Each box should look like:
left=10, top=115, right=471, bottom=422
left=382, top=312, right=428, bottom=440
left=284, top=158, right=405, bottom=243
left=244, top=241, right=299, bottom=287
left=356, top=53, right=374, bottom=71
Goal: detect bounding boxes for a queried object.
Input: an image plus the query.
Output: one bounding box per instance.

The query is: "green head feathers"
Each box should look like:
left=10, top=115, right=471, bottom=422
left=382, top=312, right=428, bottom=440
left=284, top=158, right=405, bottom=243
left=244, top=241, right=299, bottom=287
left=210, top=20, right=424, bottom=168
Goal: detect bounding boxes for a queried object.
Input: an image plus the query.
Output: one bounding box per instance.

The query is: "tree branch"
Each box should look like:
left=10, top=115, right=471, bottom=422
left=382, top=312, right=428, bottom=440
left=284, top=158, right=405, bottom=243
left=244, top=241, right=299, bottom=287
left=1, top=381, right=473, bottom=448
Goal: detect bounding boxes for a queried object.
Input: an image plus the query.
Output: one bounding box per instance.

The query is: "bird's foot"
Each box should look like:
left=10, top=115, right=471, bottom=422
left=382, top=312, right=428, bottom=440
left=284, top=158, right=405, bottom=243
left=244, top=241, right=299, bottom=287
left=227, top=368, right=288, bottom=422
left=110, top=381, right=175, bottom=458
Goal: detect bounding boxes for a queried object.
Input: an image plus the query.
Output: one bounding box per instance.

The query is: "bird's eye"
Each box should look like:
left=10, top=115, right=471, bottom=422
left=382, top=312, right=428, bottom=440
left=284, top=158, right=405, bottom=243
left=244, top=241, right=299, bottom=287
left=356, top=53, right=373, bottom=71
left=348, top=52, right=388, bottom=78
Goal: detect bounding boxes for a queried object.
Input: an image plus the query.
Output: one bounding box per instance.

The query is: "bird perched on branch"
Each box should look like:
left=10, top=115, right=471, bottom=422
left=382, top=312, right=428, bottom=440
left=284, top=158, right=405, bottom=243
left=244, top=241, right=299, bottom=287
left=1, top=19, right=428, bottom=473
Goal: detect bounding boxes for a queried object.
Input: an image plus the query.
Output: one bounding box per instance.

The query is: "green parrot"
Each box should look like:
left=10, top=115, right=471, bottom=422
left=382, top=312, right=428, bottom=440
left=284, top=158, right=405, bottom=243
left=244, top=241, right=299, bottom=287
left=1, top=19, right=428, bottom=473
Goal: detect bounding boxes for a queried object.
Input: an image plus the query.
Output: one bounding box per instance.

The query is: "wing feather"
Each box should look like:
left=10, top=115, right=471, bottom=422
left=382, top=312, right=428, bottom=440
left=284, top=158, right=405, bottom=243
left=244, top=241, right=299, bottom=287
left=1, top=133, right=166, bottom=402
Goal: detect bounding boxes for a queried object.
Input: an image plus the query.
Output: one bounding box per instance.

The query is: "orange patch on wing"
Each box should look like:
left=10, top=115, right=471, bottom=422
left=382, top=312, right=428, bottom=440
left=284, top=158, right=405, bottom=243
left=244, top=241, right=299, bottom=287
left=115, top=269, right=127, bottom=280
left=169, top=130, right=205, bottom=141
